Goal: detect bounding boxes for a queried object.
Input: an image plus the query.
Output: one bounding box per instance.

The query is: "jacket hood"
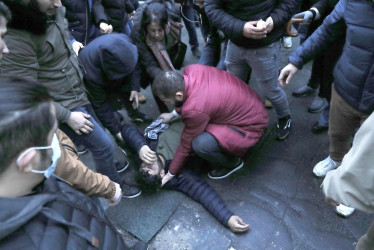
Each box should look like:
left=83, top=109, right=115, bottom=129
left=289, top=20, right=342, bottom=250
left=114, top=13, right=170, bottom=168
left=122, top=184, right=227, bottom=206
left=0, top=191, right=57, bottom=239
left=79, top=33, right=138, bottom=82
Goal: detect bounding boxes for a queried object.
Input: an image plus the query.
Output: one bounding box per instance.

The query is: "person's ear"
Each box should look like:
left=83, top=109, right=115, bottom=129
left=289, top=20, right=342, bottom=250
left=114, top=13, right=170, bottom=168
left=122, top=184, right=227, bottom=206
left=175, top=91, right=184, bottom=101
left=160, top=169, right=165, bottom=178
left=17, top=149, right=37, bottom=173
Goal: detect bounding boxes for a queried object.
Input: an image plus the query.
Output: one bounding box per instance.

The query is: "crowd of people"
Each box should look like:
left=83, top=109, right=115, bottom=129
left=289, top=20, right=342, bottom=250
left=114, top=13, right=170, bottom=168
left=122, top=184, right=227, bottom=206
left=0, top=0, right=373, bottom=249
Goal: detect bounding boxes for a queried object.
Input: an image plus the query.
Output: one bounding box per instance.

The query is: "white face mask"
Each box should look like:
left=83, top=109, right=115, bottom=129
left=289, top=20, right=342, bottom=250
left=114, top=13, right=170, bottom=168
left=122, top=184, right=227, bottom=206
left=16, top=133, right=61, bottom=178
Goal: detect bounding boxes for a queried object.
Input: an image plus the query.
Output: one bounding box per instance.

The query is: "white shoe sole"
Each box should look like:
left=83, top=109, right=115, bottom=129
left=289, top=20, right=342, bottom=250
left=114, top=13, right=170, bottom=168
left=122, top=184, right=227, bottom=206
left=122, top=190, right=142, bottom=199
left=208, top=161, right=244, bottom=180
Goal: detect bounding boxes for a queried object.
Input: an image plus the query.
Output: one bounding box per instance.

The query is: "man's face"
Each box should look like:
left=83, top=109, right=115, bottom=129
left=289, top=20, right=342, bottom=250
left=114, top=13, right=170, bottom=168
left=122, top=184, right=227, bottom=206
left=0, top=16, right=8, bottom=61
left=159, top=94, right=184, bottom=108
left=140, top=160, right=162, bottom=177
left=35, top=0, right=62, bottom=16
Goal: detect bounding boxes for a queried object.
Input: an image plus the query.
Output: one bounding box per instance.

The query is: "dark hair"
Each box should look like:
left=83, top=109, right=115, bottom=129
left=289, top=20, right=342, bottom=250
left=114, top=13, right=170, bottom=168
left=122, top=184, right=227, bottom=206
left=141, top=1, right=169, bottom=35
left=0, top=1, right=11, bottom=22
left=136, top=156, right=163, bottom=194
left=152, top=71, right=185, bottom=98
left=0, top=76, right=55, bottom=174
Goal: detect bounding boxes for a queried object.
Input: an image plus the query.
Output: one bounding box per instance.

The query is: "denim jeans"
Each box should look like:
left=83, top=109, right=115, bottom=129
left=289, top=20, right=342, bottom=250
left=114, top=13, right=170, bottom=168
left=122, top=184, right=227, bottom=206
left=318, top=102, right=330, bottom=127
left=199, top=37, right=227, bottom=71
left=182, top=0, right=199, bottom=51
left=225, top=40, right=290, bottom=119
left=192, top=132, right=237, bottom=168
left=60, top=105, right=121, bottom=184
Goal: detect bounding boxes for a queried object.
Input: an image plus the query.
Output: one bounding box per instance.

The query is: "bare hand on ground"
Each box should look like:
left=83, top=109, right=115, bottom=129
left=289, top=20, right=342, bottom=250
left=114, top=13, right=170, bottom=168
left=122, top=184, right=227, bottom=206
left=66, top=111, right=94, bottom=135
left=228, top=215, right=250, bottom=233
left=159, top=112, right=174, bottom=124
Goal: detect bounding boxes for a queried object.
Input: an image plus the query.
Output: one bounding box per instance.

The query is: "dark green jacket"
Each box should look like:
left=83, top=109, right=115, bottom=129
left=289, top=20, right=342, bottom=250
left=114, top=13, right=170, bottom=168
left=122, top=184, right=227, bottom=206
left=1, top=7, right=89, bottom=122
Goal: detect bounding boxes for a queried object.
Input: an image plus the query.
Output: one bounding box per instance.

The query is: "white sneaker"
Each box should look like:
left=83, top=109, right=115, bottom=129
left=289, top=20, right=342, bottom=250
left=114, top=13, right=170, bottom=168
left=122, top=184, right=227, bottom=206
left=282, top=36, right=292, bottom=48
left=336, top=204, right=355, bottom=217
left=313, top=156, right=341, bottom=177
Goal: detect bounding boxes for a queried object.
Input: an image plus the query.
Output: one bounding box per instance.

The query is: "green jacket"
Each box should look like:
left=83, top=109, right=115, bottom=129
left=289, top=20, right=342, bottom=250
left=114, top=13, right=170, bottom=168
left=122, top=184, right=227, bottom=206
left=1, top=7, right=89, bottom=122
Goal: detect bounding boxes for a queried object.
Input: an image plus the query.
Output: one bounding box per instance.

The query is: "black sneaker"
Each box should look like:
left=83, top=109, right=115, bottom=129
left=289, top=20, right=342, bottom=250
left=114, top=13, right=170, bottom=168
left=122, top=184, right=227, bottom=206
left=121, top=182, right=141, bottom=198
left=77, top=144, right=88, bottom=155
left=115, top=160, right=129, bottom=173
left=128, top=111, right=153, bottom=123
left=276, top=115, right=291, bottom=140
left=208, top=158, right=244, bottom=180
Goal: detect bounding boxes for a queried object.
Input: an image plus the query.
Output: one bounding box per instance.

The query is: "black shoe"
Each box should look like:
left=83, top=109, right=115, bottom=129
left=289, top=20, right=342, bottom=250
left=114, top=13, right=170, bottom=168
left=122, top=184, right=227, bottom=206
left=208, top=159, right=244, bottom=180
left=128, top=111, right=153, bottom=123
left=292, top=85, right=316, bottom=97
left=121, top=182, right=141, bottom=198
left=192, top=48, right=201, bottom=59
left=115, top=160, right=129, bottom=173
left=311, top=121, right=328, bottom=134
left=276, top=115, right=291, bottom=140
left=77, top=144, right=88, bottom=155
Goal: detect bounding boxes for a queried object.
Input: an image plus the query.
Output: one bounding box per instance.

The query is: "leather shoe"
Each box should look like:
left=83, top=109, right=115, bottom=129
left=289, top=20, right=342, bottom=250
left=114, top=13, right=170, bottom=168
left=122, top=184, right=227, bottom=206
left=292, top=85, right=316, bottom=97
left=311, top=121, right=328, bottom=134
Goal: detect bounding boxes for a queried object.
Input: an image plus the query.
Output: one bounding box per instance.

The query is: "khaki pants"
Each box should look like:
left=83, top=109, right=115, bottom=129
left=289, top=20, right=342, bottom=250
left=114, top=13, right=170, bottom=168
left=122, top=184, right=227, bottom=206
left=328, top=86, right=370, bottom=162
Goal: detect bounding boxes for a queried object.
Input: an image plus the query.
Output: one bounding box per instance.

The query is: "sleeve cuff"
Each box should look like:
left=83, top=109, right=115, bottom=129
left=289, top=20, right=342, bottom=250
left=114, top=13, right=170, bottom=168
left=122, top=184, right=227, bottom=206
left=167, top=171, right=175, bottom=177
left=310, top=7, right=321, bottom=20
left=172, top=109, right=180, bottom=117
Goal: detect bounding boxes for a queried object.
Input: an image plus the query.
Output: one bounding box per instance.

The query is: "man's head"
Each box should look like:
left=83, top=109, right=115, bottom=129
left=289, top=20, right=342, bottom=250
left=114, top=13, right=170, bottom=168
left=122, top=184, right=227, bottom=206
left=0, top=1, right=11, bottom=61
left=0, top=76, right=57, bottom=197
left=136, top=155, right=165, bottom=194
left=152, top=71, right=185, bottom=108
left=4, top=0, right=62, bottom=35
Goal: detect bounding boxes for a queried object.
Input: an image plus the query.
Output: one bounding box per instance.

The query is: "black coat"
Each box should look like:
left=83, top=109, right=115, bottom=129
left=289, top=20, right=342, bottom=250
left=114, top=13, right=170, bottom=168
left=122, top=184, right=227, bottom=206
left=102, top=0, right=134, bottom=32
left=0, top=177, right=127, bottom=249
left=205, top=0, right=301, bottom=48
left=63, top=0, right=108, bottom=44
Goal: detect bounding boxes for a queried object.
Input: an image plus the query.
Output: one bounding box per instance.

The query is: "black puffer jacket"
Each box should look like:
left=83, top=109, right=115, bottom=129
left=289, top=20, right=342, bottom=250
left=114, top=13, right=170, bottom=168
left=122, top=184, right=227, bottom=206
left=102, top=0, right=134, bottom=32
left=63, top=0, right=108, bottom=44
left=0, top=177, right=127, bottom=249
left=205, top=0, right=301, bottom=49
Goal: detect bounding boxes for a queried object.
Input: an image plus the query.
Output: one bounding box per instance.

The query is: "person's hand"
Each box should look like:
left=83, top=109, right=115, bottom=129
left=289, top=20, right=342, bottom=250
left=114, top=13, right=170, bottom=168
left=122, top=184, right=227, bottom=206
left=242, top=21, right=267, bottom=39
left=278, top=63, right=298, bottom=87
left=130, top=91, right=139, bottom=109
left=158, top=112, right=174, bottom=124
left=100, top=22, right=113, bottom=33
left=72, top=41, right=84, bottom=56
left=161, top=173, right=174, bottom=187
left=108, top=183, right=122, bottom=206
left=294, top=10, right=314, bottom=24
left=66, top=111, right=94, bottom=135
left=264, top=16, right=274, bottom=33
left=228, top=215, right=250, bottom=233
left=139, top=145, right=157, bottom=164
left=325, top=197, right=340, bottom=207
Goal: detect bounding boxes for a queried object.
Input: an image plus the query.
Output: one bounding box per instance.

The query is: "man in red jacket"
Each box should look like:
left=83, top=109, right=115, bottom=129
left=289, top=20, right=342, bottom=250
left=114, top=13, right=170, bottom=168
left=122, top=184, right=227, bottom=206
left=153, top=64, right=268, bottom=185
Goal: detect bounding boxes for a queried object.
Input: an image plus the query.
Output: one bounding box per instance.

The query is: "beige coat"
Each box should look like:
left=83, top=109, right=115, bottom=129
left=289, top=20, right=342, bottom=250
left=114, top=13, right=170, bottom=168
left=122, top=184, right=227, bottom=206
left=323, top=112, right=374, bottom=213
left=55, top=130, right=116, bottom=199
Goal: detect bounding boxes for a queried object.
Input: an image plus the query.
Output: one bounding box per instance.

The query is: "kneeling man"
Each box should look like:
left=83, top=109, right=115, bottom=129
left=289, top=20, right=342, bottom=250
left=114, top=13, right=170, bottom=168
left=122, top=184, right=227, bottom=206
left=153, top=64, right=268, bottom=185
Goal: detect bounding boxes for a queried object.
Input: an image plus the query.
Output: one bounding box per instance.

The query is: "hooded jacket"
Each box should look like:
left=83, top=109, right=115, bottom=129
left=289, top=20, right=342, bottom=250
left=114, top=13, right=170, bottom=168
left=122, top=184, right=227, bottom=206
left=0, top=177, right=127, bottom=249
left=0, top=6, right=89, bottom=122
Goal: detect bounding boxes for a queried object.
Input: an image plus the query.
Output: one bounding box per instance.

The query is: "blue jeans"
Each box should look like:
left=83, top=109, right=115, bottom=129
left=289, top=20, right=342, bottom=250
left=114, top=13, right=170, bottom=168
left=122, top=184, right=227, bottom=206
left=199, top=37, right=227, bottom=71
left=225, top=40, right=290, bottom=119
left=318, top=102, right=330, bottom=127
left=182, top=0, right=199, bottom=51
left=60, top=105, right=121, bottom=184
left=192, top=132, right=237, bottom=168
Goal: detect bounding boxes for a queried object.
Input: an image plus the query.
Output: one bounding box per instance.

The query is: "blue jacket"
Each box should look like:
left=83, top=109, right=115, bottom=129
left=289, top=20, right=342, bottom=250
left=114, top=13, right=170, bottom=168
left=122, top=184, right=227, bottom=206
left=289, top=0, right=374, bottom=114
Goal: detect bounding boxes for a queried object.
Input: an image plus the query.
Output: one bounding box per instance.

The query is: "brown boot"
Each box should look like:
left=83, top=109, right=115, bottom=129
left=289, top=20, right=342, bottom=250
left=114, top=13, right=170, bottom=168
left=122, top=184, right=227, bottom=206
left=138, top=92, right=146, bottom=104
